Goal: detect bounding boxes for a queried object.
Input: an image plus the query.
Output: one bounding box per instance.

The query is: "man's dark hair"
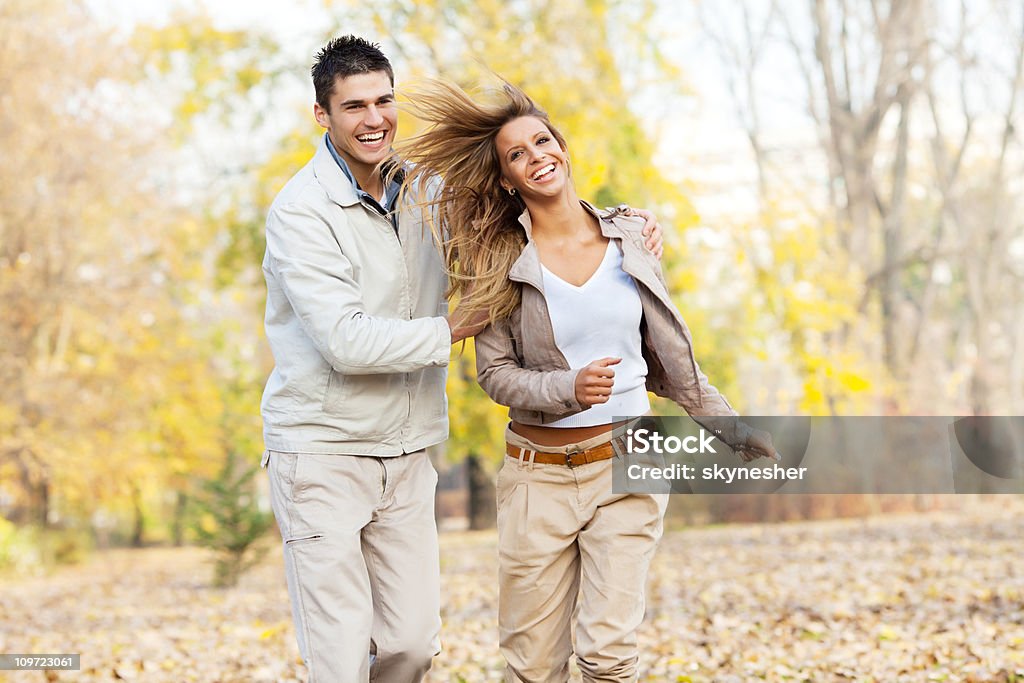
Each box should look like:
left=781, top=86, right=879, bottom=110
left=312, top=35, right=394, bottom=112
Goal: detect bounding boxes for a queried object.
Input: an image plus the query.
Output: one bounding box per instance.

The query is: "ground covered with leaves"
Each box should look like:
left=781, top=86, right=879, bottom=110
left=2, top=503, right=1022, bottom=682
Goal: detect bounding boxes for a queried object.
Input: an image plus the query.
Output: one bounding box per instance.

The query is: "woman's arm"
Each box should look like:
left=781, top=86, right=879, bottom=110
left=474, top=318, right=587, bottom=414
left=685, top=365, right=780, bottom=462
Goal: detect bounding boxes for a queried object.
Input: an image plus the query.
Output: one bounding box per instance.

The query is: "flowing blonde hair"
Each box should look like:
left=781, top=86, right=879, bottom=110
left=391, top=79, right=568, bottom=324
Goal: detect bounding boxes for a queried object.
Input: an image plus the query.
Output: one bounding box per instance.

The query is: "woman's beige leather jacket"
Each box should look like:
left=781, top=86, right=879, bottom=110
left=474, top=201, right=750, bottom=448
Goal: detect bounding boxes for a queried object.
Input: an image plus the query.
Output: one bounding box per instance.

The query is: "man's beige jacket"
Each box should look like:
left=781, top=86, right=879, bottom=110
left=261, top=138, right=450, bottom=456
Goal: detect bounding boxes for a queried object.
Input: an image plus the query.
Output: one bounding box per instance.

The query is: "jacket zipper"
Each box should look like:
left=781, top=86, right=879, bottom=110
left=369, top=203, right=417, bottom=436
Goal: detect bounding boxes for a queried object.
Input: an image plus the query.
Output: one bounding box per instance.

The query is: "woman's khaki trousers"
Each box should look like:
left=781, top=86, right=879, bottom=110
left=498, top=427, right=669, bottom=683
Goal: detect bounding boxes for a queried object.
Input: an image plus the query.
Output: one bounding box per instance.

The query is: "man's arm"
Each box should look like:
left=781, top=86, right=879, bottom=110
left=266, top=201, right=451, bottom=374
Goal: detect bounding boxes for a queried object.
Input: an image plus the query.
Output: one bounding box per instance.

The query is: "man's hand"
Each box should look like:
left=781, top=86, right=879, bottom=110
left=734, top=427, right=780, bottom=463
left=446, top=311, right=488, bottom=344
left=625, top=207, right=664, bottom=260
left=574, top=357, right=620, bottom=407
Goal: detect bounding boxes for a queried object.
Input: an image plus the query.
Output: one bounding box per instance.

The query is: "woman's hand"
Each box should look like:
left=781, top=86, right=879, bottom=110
left=735, top=427, right=780, bottom=463
left=574, top=357, right=621, bottom=407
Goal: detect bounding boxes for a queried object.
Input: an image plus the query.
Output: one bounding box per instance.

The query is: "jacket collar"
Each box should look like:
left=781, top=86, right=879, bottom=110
left=312, top=135, right=361, bottom=208
left=508, top=200, right=627, bottom=289
left=513, top=199, right=625, bottom=237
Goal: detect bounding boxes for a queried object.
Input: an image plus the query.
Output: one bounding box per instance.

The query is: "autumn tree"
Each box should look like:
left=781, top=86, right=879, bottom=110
left=697, top=0, right=1024, bottom=419
left=0, top=1, right=280, bottom=554
left=0, top=0, right=182, bottom=532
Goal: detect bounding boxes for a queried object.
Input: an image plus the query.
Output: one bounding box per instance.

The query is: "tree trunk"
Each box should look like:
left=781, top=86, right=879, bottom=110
left=171, top=491, right=187, bottom=547
left=466, top=454, right=496, bottom=530
left=131, top=484, right=145, bottom=548
left=38, top=476, right=51, bottom=528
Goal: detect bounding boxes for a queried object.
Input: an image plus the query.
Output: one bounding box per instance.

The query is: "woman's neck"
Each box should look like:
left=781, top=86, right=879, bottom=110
left=525, top=187, right=587, bottom=239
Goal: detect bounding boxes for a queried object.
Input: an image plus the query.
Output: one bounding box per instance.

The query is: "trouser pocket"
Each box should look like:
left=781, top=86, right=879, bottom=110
left=285, top=533, right=324, bottom=546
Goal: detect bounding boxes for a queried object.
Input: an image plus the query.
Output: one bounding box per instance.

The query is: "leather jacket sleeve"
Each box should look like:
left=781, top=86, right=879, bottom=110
left=475, top=317, right=587, bottom=415
left=682, top=363, right=753, bottom=450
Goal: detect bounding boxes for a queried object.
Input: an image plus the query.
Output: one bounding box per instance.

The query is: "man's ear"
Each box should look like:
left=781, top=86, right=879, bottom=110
left=313, top=102, right=329, bottom=130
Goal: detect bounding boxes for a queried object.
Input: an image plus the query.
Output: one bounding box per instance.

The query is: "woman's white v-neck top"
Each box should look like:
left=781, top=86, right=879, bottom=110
left=540, top=240, right=650, bottom=427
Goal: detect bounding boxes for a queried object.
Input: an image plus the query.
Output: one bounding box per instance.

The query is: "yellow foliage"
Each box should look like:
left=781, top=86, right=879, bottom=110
left=445, top=341, right=509, bottom=465
left=199, top=513, right=218, bottom=535
left=837, top=370, right=872, bottom=394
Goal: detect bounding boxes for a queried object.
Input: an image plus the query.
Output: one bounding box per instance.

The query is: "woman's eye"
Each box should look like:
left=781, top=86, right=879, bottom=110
left=538, top=136, right=550, bottom=144
left=510, top=151, right=522, bottom=160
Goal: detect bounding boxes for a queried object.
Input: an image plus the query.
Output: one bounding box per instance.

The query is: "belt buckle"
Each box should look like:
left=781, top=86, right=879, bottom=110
left=565, top=445, right=582, bottom=469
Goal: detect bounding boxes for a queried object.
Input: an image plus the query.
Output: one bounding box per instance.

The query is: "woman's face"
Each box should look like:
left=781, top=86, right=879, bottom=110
left=495, top=116, right=569, bottom=201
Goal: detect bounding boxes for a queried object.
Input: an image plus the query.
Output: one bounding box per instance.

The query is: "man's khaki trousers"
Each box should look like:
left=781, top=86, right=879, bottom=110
left=264, top=449, right=441, bottom=683
left=498, top=428, right=669, bottom=683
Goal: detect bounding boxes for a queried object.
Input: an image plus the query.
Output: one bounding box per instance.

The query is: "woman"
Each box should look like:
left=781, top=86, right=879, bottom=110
left=396, top=80, right=776, bottom=683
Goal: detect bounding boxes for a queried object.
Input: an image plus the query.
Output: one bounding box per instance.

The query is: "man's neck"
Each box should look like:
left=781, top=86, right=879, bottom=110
left=324, top=134, right=385, bottom=202
left=351, top=166, right=383, bottom=201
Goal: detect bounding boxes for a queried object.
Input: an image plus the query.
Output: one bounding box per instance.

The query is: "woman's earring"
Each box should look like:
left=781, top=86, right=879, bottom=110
left=507, top=187, right=517, bottom=196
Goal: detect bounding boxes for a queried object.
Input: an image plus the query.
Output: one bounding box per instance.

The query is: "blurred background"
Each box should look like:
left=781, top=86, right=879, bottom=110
left=2, top=0, right=1024, bottom=565
left=4, top=2, right=1024, bottom=681
left=2, top=0, right=1023, bottom=569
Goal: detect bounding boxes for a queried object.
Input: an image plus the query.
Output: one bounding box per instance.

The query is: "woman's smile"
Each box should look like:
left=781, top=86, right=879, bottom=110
left=529, top=162, right=558, bottom=183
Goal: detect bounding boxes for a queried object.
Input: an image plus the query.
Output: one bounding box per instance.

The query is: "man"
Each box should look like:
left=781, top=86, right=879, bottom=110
left=260, top=35, right=663, bottom=683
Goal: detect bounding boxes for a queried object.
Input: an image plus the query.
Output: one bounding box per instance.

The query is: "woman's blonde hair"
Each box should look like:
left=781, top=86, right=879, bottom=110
left=392, top=79, right=568, bottom=323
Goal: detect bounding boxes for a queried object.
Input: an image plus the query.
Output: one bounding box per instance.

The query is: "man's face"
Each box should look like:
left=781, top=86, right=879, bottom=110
left=314, top=70, right=397, bottom=180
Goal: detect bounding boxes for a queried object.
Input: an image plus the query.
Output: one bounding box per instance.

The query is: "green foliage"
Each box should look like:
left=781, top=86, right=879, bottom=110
left=0, top=517, right=39, bottom=574
left=0, top=519, right=93, bottom=575
left=190, top=451, right=275, bottom=588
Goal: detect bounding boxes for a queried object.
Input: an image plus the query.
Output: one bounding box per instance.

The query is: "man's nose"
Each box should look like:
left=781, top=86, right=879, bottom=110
left=364, top=104, right=384, bottom=127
